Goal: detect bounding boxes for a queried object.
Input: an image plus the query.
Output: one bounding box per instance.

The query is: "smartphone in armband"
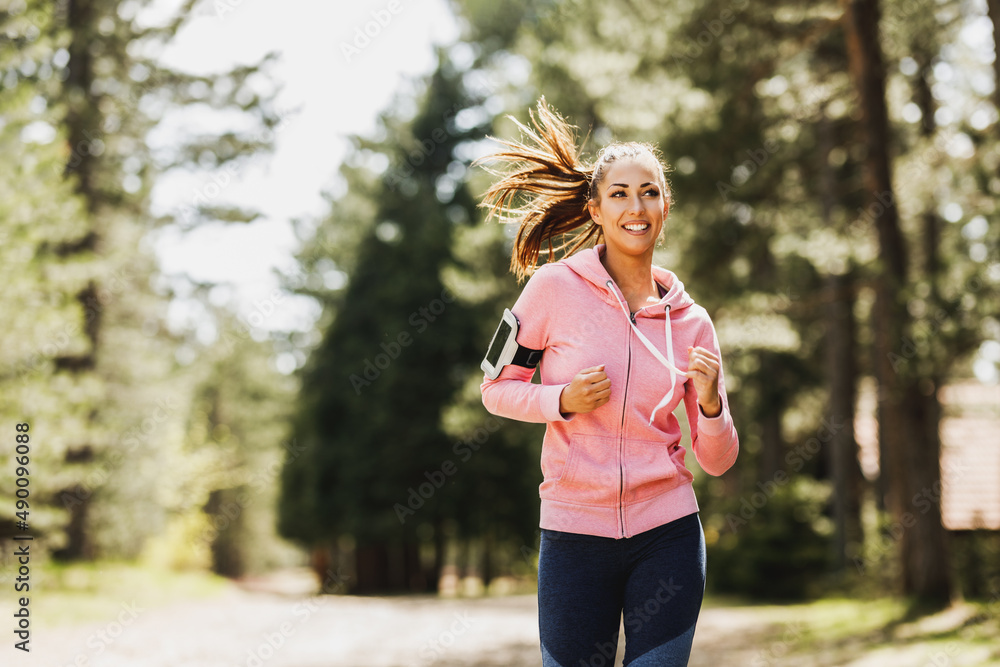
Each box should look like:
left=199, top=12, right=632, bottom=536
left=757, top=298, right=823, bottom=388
left=481, top=308, right=543, bottom=380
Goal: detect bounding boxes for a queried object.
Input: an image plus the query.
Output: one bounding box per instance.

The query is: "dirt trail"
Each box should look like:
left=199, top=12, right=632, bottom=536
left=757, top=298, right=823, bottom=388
left=9, top=572, right=926, bottom=667
left=13, top=578, right=788, bottom=667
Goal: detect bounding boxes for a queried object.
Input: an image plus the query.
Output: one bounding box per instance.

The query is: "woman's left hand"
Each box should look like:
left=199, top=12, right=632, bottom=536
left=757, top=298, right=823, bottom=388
left=686, top=346, right=721, bottom=418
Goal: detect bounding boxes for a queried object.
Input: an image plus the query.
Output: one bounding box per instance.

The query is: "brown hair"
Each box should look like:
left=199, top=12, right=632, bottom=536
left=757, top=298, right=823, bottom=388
left=475, top=98, right=670, bottom=281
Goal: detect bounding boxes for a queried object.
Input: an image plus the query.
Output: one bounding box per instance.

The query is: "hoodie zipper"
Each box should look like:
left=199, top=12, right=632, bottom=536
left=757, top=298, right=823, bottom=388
left=618, top=310, right=635, bottom=539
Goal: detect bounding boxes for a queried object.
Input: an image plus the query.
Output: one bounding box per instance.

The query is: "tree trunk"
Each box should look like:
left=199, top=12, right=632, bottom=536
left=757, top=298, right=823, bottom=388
left=433, top=519, right=447, bottom=592
left=818, top=107, right=865, bottom=571
left=758, top=391, right=784, bottom=482
left=825, top=272, right=865, bottom=571
left=481, top=530, right=495, bottom=590
left=309, top=543, right=332, bottom=589
left=841, top=0, right=952, bottom=605
left=205, top=488, right=246, bottom=578
left=354, top=542, right=390, bottom=594
left=754, top=351, right=786, bottom=481
left=909, top=25, right=951, bottom=605
left=53, top=484, right=94, bottom=560
left=50, top=0, right=104, bottom=561
left=64, top=0, right=100, bottom=207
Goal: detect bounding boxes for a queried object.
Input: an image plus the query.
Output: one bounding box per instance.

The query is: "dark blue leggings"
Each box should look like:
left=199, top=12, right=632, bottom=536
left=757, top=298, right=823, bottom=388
left=538, top=512, right=706, bottom=666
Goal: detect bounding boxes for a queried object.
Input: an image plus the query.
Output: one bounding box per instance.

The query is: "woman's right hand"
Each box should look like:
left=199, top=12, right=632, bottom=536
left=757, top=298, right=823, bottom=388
left=559, top=365, right=611, bottom=415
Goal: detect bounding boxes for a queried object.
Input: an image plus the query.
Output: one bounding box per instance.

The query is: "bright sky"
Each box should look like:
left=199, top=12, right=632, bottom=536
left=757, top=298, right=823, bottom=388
left=147, top=0, right=460, bottom=338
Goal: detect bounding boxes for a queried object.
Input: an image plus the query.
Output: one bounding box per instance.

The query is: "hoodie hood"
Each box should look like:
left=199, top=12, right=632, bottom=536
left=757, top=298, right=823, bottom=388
left=561, top=244, right=696, bottom=314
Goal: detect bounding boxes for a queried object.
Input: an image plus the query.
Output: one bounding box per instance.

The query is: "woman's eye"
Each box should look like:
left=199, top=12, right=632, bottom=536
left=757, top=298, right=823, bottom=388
left=610, top=191, right=625, bottom=197
left=644, top=189, right=659, bottom=197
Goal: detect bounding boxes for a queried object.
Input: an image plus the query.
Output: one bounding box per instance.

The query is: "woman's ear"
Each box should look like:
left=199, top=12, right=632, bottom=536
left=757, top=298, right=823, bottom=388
left=588, top=199, right=601, bottom=225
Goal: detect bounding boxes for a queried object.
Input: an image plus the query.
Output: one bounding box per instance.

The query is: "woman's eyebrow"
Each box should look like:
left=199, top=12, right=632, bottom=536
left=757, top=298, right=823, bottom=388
left=607, top=182, right=656, bottom=189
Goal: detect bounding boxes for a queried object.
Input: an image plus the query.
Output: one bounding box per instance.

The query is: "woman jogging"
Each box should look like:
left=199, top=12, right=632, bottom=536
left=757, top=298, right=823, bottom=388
left=477, top=99, right=739, bottom=666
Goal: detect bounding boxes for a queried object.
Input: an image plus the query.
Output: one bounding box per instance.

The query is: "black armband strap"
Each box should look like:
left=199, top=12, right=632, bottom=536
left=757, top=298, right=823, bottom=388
left=512, top=344, right=543, bottom=369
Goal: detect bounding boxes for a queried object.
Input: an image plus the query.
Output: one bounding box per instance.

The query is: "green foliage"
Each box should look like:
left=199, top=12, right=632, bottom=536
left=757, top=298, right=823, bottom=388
left=33, top=560, right=230, bottom=629
left=0, top=0, right=286, bottom=575
left=160, top=309, right=301, bottom=576
left=951, top=531, right=1000, bottom=601
left=0, top=0, right=95, bottom=551
left=707, top=479, right=833, bottom=599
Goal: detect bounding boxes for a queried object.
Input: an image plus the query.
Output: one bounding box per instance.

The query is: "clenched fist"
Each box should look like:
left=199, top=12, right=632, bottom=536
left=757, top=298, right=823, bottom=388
left=686, top=346, right=721, bottom=417
left=558, top=365, right=611, bottom=416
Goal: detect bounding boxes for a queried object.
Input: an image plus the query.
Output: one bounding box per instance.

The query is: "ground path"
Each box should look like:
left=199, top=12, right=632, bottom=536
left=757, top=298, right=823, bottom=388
left=14, top=570, right=992, bottom=666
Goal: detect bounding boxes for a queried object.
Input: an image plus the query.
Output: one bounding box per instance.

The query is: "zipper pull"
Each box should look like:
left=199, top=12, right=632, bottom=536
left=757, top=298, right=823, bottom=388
left=630, top=312, right=636, bottom=324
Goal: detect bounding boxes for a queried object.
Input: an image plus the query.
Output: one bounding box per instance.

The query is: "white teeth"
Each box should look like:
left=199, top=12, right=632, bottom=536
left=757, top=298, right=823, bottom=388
left=624, top=223, right=649, bottom=231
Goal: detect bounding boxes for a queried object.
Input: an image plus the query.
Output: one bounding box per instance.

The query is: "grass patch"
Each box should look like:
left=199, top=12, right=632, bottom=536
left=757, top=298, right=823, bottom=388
left=702, top=595, right=1000, bottom=666
left=33, top=560, right=232, bottom=629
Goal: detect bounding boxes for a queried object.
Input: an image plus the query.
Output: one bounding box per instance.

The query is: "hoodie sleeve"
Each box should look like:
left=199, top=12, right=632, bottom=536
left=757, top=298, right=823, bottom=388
left=685, top=315, right=739, bottom=476
left=480, top=267, right=574, bottom=424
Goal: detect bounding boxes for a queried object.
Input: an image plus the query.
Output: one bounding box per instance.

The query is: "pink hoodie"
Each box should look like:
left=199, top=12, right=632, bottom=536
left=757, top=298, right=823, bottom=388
left=481, top=244, right=738, bottom=539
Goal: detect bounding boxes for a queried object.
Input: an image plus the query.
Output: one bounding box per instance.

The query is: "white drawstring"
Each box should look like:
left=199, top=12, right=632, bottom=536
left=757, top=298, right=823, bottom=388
left=606, top=280, right=685, bottom=424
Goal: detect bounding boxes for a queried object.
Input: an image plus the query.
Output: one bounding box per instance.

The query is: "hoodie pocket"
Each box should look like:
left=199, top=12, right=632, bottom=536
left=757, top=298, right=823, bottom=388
left=624, top=439, right=686, bottom=503
left=543, top=434, right=620, bottom=507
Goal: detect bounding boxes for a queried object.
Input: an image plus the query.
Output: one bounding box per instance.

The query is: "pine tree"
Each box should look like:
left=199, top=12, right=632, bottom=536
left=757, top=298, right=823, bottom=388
left=280, top=46, right=551, bottom=592
left=0, top=0, right=98, bottom=549
left=0, top=0, right=279, bottom=562
left=281, top=50, right=483, bottom=592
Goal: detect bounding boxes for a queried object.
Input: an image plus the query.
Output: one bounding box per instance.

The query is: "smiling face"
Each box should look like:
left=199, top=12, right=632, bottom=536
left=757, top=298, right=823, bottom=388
left=587, top=157, right=670, bottom=260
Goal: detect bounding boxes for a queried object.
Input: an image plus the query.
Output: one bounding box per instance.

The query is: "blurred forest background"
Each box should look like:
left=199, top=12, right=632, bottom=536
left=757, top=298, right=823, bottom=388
left=2, top=0, right=1000, bottom=629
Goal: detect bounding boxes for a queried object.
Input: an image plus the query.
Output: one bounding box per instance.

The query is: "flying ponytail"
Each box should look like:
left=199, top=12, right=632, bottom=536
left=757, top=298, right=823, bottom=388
left=476, top=98, right=669, bottom=282
left=474, top=98, right=599, bottom=282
